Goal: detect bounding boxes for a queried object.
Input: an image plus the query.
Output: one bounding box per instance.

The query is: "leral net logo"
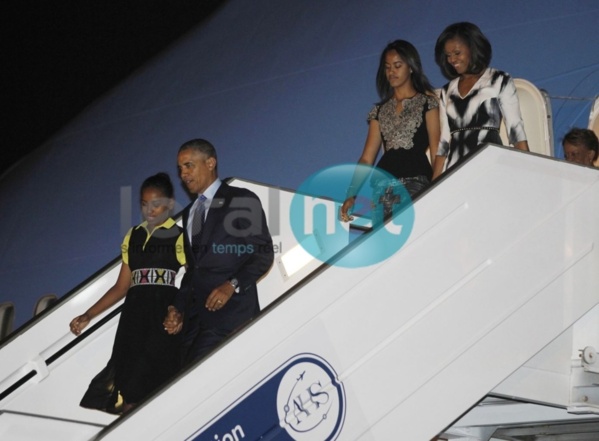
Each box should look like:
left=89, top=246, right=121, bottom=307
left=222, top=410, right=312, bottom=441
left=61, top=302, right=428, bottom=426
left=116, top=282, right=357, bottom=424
left=290, top=163, right=415, bottom=268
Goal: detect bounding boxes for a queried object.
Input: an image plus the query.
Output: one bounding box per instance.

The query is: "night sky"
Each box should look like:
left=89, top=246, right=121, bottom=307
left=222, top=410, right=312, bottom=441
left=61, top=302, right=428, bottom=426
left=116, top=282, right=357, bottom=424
left=3, top=0, right=227, bottom=176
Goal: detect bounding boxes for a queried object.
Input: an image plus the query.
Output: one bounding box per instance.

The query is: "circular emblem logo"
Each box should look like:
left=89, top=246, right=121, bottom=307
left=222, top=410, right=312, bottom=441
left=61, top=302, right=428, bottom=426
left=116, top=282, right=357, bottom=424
left=276, top=355, right=345, bottom=440
left=289, top=163, right=415, bottom=268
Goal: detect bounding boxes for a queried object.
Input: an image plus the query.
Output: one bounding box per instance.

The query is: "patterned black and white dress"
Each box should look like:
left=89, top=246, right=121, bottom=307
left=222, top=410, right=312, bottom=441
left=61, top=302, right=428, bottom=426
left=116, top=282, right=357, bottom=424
left=438, top=67, right=527, bottom=170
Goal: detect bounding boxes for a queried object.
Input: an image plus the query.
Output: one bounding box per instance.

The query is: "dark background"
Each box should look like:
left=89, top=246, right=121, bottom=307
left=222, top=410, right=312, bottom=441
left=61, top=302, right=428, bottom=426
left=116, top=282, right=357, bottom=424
left=3, top=0, right=227, bottom=176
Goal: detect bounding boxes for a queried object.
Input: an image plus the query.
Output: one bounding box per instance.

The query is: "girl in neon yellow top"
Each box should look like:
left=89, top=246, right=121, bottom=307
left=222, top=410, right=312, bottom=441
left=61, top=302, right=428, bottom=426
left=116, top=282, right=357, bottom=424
left=70, top=172, right=185, bottom=414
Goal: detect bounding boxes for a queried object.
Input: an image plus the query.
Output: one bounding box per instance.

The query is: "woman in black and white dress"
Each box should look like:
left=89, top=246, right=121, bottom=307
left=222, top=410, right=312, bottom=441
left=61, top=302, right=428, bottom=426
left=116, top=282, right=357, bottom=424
left=433, top=22, right=529, bottom=176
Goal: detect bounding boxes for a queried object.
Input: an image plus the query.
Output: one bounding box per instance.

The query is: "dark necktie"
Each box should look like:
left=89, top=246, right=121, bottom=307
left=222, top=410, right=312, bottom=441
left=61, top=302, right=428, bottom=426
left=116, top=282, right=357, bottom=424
left=191, top=195, right=207, bottom=254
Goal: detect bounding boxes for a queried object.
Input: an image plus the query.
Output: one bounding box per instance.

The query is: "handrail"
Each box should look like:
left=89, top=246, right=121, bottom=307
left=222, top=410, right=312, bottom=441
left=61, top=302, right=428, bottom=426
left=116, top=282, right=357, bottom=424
left=0, top=305, right=123, bottom=401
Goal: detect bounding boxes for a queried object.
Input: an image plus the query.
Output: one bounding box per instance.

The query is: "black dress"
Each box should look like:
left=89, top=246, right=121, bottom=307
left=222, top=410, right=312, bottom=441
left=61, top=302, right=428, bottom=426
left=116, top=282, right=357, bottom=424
left=80, top=219, right=184, bottom=411
left=367, top=93, right=438, bottom=223
left=368, top=93, right=438, bottom=182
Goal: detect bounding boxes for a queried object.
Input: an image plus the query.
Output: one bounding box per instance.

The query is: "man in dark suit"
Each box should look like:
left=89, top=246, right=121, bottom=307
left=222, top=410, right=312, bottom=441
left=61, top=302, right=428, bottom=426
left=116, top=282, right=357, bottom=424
left=164, top=138, right=274, bottom=363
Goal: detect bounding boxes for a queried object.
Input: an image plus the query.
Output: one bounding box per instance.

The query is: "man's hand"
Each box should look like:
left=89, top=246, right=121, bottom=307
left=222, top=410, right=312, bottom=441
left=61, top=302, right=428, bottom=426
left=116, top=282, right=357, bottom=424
left=205, top=282, right=235, bottom=311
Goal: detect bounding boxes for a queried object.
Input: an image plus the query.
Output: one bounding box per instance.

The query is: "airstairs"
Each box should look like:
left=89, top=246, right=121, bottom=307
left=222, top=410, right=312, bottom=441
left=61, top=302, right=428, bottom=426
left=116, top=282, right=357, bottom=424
left=1, top=144, right=598, bottom=440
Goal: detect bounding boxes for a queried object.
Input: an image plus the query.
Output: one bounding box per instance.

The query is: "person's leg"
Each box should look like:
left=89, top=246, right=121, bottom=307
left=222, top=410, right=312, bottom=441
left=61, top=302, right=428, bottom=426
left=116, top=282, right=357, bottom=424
left=403, top=176, right=429, bottom=197
left=184, top=327, right=230, bottom=365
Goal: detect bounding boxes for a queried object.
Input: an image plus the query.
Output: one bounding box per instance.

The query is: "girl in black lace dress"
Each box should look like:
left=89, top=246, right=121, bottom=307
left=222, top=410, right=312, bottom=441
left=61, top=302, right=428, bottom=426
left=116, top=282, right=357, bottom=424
left=340, top=40, right=440, bottom=225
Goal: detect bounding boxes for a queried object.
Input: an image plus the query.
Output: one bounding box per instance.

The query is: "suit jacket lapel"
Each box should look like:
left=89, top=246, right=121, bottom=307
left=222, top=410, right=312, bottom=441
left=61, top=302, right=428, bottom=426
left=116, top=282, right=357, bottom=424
left=181, top=204, right=196, bottom=261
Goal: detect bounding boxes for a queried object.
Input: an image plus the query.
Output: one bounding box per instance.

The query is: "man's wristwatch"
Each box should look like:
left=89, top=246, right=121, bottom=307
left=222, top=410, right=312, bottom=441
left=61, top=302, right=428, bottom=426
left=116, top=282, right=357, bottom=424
left=228, top=277, right=240, bottom=293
